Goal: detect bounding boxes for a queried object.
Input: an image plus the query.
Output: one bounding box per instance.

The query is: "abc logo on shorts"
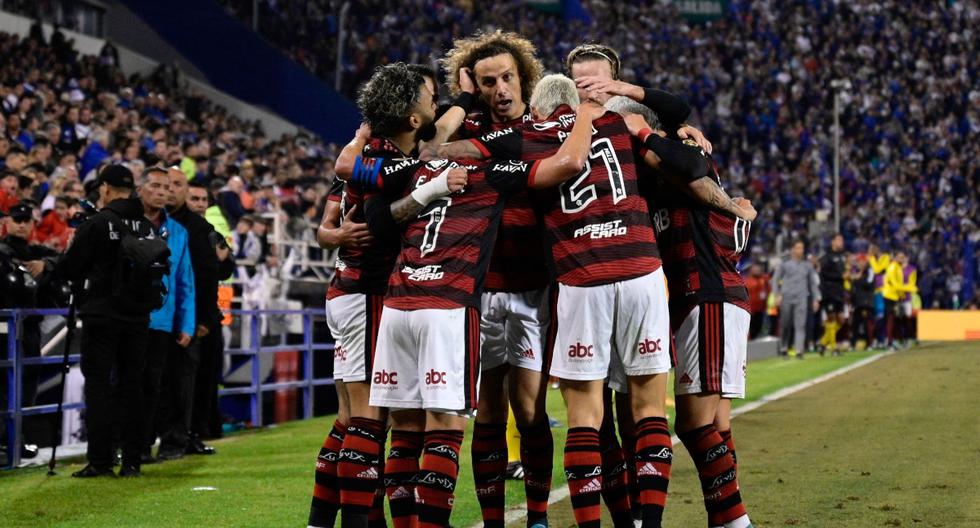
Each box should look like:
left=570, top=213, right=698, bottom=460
left=638, top=338, right=662, bottom=355
left=373, top=370, right=398, bottom=386
left=568, top=343, right=594, bottom=359
left=425, top=369, right=447, bottom=386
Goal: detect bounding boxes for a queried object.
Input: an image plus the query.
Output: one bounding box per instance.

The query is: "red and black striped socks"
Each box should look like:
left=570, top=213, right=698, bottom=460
left=338, top=417, right=386, bottom=527
left=599, top=417, right=634, bottom=527
left=416, top=429, right=464, bottom=528
left=518, top=418, right=554, bottom=526
left=472, top=422, right=508, bottom=528
left=385, top=429, right=424, bottom=528
left=564, top=427, right=603, bottom=528
left=679, top=424, right=748, bottom=527
left=634, top=417, right=673, bottom=528
left=719, top=428, right=736, bottom=472
left=308, top=419, right=345, bottom=528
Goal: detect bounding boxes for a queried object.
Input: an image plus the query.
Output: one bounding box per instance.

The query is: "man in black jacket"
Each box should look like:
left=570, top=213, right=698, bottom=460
left=165, top=168, right=233, bottom=455
left=819, top=233, right=848, bottom=354
left=0, top=202, right=61, bottom=461
left=56, top=165, right=158, bottom=477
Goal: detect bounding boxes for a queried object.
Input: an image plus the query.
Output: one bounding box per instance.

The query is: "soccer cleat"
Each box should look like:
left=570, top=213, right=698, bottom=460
left=505, top=461, right=524, bottom=479
left=72, top=464, right=116, bottom=478
left=118, top=464, right=141, bottom=477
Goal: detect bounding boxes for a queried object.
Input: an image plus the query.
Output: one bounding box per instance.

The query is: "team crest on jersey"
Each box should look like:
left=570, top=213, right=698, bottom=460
left=425, top=159, right=450, bottom=171
left=402, top=264, right=444, bottom=281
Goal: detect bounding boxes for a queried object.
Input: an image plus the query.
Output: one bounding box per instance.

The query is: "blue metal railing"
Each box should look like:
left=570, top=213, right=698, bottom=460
left=1, top=307, right=334, bottom=469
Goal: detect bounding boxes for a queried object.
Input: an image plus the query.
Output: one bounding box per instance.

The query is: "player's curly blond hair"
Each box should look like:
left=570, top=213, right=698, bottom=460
left=441, top=30, right=543, bottom=101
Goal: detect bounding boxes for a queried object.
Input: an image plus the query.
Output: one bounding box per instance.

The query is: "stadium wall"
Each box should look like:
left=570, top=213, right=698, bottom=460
left=917, top=311, right=980, bottom=341
left=0, top=10, right=304, bottom=140
left=119, top=0, right=361, bottom=144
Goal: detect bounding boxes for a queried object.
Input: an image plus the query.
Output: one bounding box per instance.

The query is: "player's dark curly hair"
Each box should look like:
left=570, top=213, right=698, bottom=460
left=356, top=63, right=426, bottom=138
left=441, top=30, right=543, bottom=101
left=566, top=43, right=622, bottom=80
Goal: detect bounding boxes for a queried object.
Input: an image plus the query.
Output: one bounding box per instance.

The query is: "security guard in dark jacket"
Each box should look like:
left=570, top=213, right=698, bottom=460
left=0, top=202, right=61, bottom=460
left=56, top=165, right=160, bottom=477
left=157, top=168, right=233, bottom=457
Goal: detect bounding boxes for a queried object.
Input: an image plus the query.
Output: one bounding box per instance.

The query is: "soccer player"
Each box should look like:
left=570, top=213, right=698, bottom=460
left=308, top=62, right=471, bottom=528
left=438, top=74, right=705, bottom=528
left=439, top=31, right=555, bottom=527
left=819, top=234, right=848, bottom=354
left=607, top=97, right=758, bottom=528
left=350, top=99, right=606, bottom=528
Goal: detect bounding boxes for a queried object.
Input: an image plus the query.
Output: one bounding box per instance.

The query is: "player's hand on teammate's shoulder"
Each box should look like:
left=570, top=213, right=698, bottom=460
left=677, top=124, right=713, bottom=154
left=446, top=167, right=468, bottom=193
left=732, top=197, right=757, bottom=222
left=576, top=100, right=607, bottom=122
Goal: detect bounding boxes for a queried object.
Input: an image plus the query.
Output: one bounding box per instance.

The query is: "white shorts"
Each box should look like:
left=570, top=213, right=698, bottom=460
left=550, top=269, right=671, bottom=388
left=673, top=302, right=749, bottom=399
left=369, top=306, right=481, bottom=414
left=480, top=287, right=552, bottom=372
left=325, top=293, right=384, bottom=383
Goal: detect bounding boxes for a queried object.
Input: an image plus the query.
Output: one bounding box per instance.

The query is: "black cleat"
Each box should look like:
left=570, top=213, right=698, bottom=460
left=72, top=464, right=116, bottom=478
left=185, top=439, right=216, bottom=456
left=118, top=464, right=141, bottom=477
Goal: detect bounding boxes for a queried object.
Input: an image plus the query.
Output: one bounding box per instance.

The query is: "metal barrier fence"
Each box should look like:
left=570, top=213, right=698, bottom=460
left=1, top=307, right=334, bottom=469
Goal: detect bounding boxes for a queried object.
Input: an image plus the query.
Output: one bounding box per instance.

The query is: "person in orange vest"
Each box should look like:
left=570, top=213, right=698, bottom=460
left=744, top=263, right=771, bottom=338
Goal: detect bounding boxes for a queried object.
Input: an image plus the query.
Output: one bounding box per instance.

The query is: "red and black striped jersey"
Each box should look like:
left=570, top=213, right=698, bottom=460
left=640, top=160, right=751, bottom=321
left=326, top=137, right=406, bottom=299
left=362, top=156, right=540, bottom=310
left=457, top=105, right=548, bottom=292
left=470, top=105, right=661, bottom=287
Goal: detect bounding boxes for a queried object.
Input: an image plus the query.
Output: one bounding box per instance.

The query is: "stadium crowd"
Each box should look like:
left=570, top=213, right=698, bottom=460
left=0, top=20, right=335, bottom=468
left=221, top=0, right=980, bottom=309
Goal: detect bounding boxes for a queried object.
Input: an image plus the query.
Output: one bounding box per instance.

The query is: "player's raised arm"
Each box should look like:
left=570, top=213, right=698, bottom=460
left=529, top=101, right=604, bottom=189
left=433, top=137, right=487, bottom=161
left=616, top=104, right=756, bottom=221
left=386, top=166, right=468, bottom=223
left=334, top=123, right=372, bottom=181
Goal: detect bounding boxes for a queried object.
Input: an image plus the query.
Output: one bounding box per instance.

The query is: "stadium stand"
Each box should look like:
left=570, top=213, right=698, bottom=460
left=219, top=0, right=979, bottom=309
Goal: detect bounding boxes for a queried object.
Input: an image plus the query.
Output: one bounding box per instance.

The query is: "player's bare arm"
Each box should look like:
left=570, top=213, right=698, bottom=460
left=387, top=166, right=469, bottom=223
left=420, top=68, right=477, bottom=160
left=317, top=201, right=374, bottom=250
left=530, top=102, right=604, bottom=188
left=433, top=137, right=486, bottom=161
left=334, top=123, right=372, bottom=180
left=624, top=113, right=755, bottom=221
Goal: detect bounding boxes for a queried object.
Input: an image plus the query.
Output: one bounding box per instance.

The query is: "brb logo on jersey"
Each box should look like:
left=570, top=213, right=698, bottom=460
left=373, top=370, right=398, bottom=388
left=568, top=343, right=594, bottom=359
left=574, top=220, right=627, bottom=239
left=403, top=265, right=444, bottom=282
left=638, top=338, right=662, bottom=355
left=425, top=369, right=447, bottom=386
left=652, top=208, right=670, bottom=235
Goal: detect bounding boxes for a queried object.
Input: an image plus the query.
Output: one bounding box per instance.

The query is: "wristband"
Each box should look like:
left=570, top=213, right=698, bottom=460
left=410, top=167, right=452, bottom=205
left=452, top=92, right=475, bottom=113
left=637, top=128, right=655, bottom=143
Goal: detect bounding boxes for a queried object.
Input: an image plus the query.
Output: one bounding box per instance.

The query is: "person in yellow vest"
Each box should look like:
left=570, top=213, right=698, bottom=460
left=882, top=251, right=917, bottom=349
left=867, top=244, right=891, bottom=348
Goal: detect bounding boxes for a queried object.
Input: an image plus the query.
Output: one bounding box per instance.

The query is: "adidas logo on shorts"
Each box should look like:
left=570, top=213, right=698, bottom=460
left=680, top=373, right=694, bottom=384
left=519, top=348, right=535, bottom=360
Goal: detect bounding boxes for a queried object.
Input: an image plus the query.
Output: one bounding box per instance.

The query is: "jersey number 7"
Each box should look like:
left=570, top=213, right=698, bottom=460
left=560, top=137, right=626, bottom=214
left=419, top=197, right=451, bottom=256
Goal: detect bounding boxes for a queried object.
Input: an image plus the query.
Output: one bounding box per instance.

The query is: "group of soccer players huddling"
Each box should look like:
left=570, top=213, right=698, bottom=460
left=308, top=30, right=758, bottom=528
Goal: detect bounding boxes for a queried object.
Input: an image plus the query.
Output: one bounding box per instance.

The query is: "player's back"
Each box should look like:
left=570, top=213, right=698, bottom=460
left=642, top=162, right=751, bottom=318
left=371, top=158, right=537, bottom=310
left=471, top=105, right=661, bottom=287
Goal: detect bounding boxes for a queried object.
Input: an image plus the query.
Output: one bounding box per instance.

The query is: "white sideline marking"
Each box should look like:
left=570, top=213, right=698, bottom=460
left=482, top=351, right=893, bottom=528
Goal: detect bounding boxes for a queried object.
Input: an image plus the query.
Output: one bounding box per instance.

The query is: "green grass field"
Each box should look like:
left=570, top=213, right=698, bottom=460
left=1, top=344, right=977, bottom=527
